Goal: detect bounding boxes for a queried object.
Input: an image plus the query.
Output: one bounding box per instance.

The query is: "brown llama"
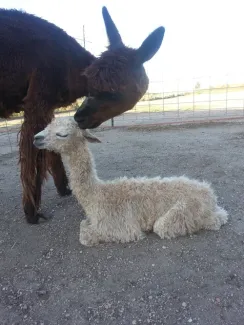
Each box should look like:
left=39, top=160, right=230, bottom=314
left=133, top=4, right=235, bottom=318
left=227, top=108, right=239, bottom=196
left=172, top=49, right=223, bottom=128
left=74, top=8, right=165, bottom=129
left=0, top=6, right=165, bottom=224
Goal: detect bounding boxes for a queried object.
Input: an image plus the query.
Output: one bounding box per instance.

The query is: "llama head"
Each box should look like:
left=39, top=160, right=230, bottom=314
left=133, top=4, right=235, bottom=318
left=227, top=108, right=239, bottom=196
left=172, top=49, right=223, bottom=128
left=74, top=6, right=165, bottom=129
left=33, top=117, right=101, bottom=154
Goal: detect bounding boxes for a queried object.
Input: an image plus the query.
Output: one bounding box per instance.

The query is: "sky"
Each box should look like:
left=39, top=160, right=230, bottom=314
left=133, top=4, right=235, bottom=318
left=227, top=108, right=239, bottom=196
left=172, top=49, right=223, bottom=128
left=1, top=0, right=244, bottom=85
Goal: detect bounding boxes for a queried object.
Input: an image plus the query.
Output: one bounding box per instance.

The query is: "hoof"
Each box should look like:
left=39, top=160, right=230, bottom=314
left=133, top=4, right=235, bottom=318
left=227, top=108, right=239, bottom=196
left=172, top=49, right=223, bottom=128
left=58, top=187, right=72, bottom=197
left=25, top=212, right=41, bottom=224
left=25, top=212, right=51, bottom=224
left=24, top=203, right=52, bottom=224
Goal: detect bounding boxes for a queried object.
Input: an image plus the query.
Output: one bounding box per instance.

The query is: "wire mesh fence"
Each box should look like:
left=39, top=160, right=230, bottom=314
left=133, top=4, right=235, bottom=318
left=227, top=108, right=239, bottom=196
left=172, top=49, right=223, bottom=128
left=108, top=73, right=244, bottom=127
left=71, top=36, right=244, bottom=126
left=2, top=65, right=244, bottom=156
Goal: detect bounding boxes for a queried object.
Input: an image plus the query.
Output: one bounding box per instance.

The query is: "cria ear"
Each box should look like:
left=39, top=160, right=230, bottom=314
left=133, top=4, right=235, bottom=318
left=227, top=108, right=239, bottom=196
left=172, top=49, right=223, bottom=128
left=83, top=130, right=101, bottom=143
left=136, top=26, right=165, bottom=64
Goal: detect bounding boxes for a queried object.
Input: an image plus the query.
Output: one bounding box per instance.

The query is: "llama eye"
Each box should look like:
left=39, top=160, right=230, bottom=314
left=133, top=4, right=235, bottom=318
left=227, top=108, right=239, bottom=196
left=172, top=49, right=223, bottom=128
left=97, top=92, right=120, bottom=101
left=56, top=132, right=68, bottom=138
left=109, top=93, right=118, bottom=100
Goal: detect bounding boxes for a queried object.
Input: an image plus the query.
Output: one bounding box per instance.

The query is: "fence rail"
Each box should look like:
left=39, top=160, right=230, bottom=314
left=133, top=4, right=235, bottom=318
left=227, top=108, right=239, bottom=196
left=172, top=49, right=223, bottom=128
left=2, top=75, right=244, bottom=155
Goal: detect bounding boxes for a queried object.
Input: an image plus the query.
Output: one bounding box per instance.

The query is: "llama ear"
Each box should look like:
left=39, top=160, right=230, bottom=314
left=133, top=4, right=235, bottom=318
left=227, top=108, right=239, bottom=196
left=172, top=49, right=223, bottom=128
left=136, top=26, right=165, bottom=64
left=83, top=130, right=101, bottom=143
left=102, top=6, right=123, bottom=49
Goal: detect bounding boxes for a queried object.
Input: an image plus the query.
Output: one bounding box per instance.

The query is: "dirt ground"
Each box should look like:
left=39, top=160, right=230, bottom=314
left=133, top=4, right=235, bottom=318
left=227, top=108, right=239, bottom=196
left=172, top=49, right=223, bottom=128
left=1, top=121, right=244, bottom=325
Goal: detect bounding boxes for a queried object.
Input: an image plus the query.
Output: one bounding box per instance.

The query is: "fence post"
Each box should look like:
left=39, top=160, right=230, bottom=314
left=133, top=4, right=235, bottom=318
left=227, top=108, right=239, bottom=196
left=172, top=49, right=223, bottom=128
left=162, top=91, right=165, bottom=115
left=177, top=79, right=180, bottom=117
left=4, top=120, right=13, bottom=153
left=225, top=74, right=228, bottom=115
left=162, top=76, right=165, bottom=115
left=193, top=77, right=195, bottom=116
left=208, top=76, right=211, bottom=117
left=148, top=90, right=151, bottom=119
left=83, top=25, right=86, bottom=48
left=111, top=118, right=114, bottom=127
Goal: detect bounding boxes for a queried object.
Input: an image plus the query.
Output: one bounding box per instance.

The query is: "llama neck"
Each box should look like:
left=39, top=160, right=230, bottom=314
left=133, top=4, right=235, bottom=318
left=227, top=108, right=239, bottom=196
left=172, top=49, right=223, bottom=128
left=64, top=143, right=99, bottom=199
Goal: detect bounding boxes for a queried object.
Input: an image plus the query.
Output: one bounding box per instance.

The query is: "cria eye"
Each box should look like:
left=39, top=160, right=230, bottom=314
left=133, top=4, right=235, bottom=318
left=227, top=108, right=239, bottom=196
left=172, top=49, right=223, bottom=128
left=56, top=132, right=68, bottom=137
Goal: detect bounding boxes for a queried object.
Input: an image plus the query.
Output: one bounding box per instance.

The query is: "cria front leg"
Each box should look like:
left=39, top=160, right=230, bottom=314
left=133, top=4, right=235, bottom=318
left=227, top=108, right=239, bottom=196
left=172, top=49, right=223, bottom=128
left=79, top=220, right=100, bottom=247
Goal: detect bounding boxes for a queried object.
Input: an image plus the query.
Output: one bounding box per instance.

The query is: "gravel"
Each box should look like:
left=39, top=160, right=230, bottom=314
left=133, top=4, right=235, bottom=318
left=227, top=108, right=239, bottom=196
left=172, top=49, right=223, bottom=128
left=0, top=121, right=244, bottom=325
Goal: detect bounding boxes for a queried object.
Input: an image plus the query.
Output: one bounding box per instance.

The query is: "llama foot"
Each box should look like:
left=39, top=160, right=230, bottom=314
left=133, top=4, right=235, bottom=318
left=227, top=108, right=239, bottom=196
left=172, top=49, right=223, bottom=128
left=204, top=207, right=229, bottom=231
left=24, top=203, right=51, bottom=224
left=153, top=217, right=177, bottom=240
left=153, top=204, right=188, bottom=240
left=58, top=186, right=72, bottom=197
left=24, top=211, right=50, bottom=224
left=79, top=221, right=99, bottom=246
left=26, top=212, right=52, bottom=224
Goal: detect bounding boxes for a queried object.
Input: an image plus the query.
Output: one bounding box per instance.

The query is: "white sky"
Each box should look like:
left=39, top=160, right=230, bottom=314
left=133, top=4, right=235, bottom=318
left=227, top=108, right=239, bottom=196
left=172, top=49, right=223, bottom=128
left=1, top=0, right=244, bottom=83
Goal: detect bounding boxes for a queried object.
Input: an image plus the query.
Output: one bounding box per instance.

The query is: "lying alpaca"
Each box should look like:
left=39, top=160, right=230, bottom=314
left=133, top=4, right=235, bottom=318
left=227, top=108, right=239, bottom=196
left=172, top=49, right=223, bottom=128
left=33, top=117, right=228, bottom=246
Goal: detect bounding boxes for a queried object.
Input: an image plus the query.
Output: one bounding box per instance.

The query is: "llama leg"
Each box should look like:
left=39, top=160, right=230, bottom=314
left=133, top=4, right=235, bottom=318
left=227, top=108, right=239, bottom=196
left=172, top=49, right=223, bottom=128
left=153, top=201, right=190, bottom=239
left=19, top=68, right=64, bottom=223
left=154, top=202, right=228, bottom=240
left=200, top=206, right=228, bottom=231
left=47, top=151, right=72, bottom=196
left=79, top=217, right=145, bottom=246
left=79, top=220, right=100, bottom=246
left=19, top=119, right=49, bottom=224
